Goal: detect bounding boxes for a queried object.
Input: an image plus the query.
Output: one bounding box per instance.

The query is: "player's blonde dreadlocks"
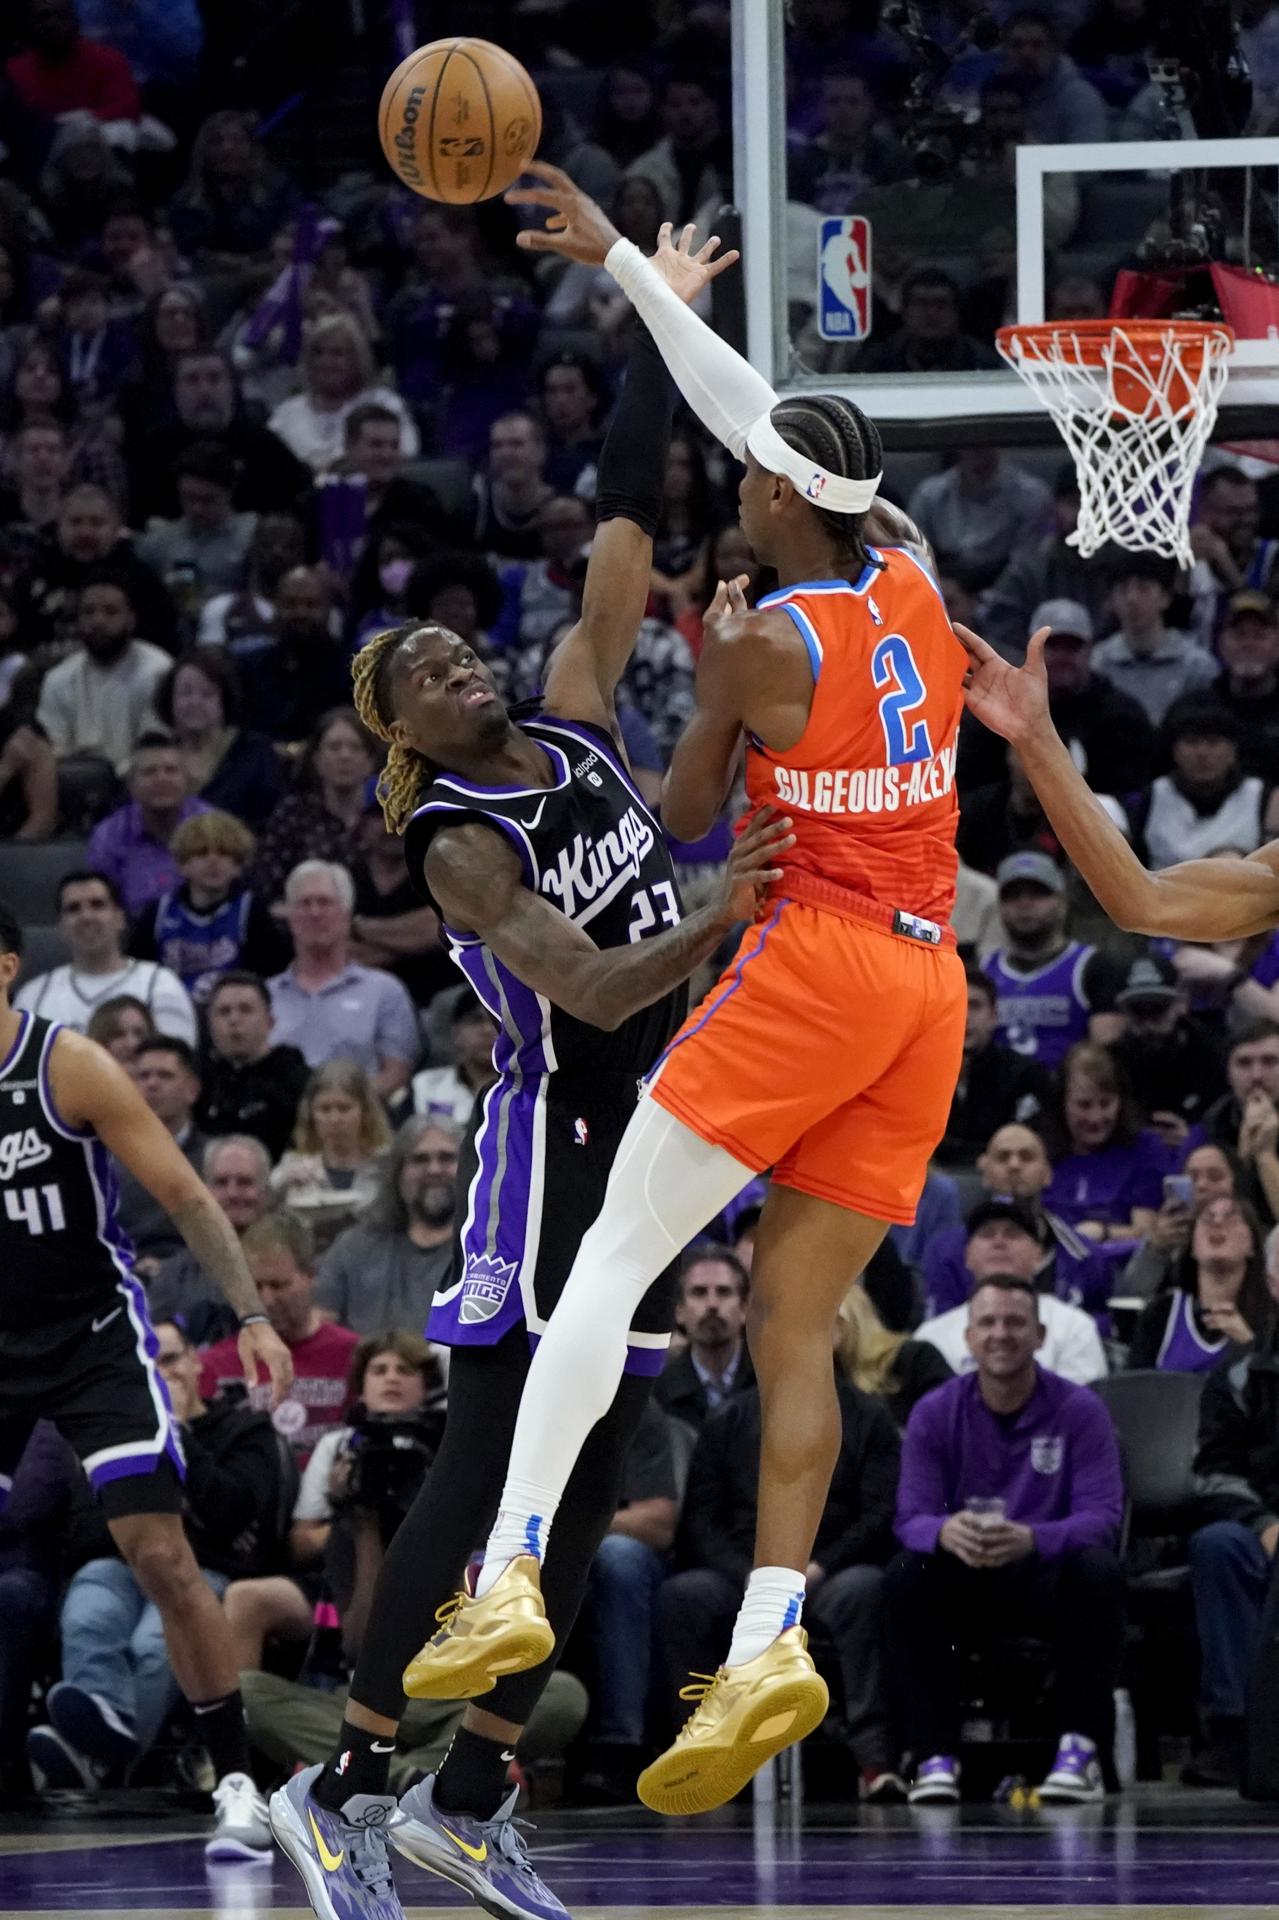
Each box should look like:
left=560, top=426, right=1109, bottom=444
left=351, top=622, right=435, bottom=836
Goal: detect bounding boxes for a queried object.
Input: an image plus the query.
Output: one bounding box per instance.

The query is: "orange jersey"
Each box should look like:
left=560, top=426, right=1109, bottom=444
left=744, top=548, right=967, bottom=924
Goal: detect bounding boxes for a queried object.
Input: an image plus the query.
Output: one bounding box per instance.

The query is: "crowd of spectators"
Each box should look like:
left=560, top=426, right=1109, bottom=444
left=3, top=0, right=1279, bottom=1816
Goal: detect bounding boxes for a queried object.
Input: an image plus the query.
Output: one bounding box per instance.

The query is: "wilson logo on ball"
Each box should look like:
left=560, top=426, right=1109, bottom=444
left=379, top=36, right=542, bottom=206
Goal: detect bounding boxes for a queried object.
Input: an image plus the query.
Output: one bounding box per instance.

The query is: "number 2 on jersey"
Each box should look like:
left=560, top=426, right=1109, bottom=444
left=5, top=1184, right=66, bottom=1235
left=872, top=633, right=933, bottom=767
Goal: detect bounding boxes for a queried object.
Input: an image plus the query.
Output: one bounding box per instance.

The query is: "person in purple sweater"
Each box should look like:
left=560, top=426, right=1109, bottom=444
left=885, top=1275, right=1125, bottom=1806
left=1044, top=1040, right=1169, bottom=1245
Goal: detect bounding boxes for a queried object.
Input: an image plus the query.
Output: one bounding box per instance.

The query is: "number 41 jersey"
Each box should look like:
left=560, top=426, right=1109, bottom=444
left=0, top=1012, right=134, bottom=1332
left=405, top=712, right=687, bottom=1077
left=745, top=546, right=967, bottom=926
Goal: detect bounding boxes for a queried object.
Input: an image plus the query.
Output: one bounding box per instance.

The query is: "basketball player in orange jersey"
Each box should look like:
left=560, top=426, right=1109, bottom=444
left=400, top=164, right=969, bottom=1813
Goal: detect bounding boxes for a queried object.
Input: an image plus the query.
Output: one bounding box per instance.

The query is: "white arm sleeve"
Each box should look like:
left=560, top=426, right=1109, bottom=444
left=605, top=237, right=777, bottom=460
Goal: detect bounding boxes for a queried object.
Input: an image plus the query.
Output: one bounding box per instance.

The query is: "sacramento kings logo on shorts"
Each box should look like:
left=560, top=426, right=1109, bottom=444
left=460, top=1252, right=518, bottom=1324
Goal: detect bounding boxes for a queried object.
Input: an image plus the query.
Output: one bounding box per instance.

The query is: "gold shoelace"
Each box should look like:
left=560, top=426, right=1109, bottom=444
left=674, top=1671, right=725, bottom=1735
left=432, top=1591, right=467, bottom=1636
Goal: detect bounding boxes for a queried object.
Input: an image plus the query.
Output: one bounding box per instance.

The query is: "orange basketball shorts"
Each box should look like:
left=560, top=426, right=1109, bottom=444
left=647, top=891, right=967, bottom=1224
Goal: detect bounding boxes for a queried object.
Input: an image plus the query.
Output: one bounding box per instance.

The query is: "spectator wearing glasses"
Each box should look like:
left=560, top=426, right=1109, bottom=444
left=315, top=1119, right=461, bottom=1335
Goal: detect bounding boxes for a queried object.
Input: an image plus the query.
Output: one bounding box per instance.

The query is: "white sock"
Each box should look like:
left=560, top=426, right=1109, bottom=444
left=726, top=1566, right=807, bottom=1668
left=475, top=1480, right=560, bottom=1597
left=471, top=1097, right=753, bottom=1604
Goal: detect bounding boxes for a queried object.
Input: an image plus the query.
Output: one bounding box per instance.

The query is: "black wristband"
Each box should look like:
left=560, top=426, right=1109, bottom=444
left=238, top=1312, right=269, bottom=1329
left=594, top=321, right=675, bottom=540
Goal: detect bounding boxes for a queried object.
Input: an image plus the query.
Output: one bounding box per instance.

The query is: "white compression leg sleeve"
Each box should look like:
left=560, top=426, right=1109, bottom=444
left=476, top=1096, right=755, bottom=1593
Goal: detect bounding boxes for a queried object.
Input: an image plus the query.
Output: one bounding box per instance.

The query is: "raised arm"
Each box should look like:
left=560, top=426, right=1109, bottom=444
left=424, top=812, right=792, bottom=1033
left=508, top=162, right=762, bottom=461
left=540, top=221, right=738, bottom=733
left=48, top=1029, right=293, bottom=1403
left=958, top=623, right=1279, bottom=942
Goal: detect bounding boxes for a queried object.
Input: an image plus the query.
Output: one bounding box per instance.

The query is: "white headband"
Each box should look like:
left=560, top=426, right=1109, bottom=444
left=746, top=413, right=881, bottom=515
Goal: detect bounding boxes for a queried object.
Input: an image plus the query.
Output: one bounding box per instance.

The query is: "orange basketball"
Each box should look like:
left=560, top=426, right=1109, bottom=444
left=378, top=37, right=542, bottom=205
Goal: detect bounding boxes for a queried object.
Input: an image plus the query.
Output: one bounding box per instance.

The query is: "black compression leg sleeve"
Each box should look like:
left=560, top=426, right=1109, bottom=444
left=347, top=1328, right=653, bottom=1727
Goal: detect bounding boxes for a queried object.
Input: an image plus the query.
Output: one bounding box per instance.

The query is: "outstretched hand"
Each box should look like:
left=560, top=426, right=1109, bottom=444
left=649, top=219, right=740, bottom=306
left=507, top=162, right=739, bottom=302
left=716, top=804, right=795, bottom=928
left=955, top=623, right=1052, bottom=748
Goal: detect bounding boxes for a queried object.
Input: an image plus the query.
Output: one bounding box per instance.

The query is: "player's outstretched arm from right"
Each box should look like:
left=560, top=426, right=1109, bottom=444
left=47, top=1028, right=294, bottom=1404
left=508, top=161, right=769, bottom=459
left=959, top=623, right=1279, bottom=942
left=424, top=811, right=793, bottom=1033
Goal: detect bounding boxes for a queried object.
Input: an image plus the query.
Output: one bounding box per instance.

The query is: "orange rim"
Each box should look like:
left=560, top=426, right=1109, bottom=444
left=998, top=318, right=1235, bottom=372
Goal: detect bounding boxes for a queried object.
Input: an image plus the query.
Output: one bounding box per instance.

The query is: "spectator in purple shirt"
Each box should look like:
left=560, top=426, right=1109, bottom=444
left=1044, top=1041, right=1168, bottom=1246
left=885, top=1276, right=1125, bottom=1807
left=1128, top=1196, right=1270, bottom=1375
left=85, top=728, right=210, bottom=915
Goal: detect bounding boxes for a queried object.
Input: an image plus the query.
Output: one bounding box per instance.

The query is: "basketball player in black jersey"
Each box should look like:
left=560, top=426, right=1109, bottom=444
left=269, top=225, right=790, bottom=1920
left=0, top=897, right=291, bottom=1858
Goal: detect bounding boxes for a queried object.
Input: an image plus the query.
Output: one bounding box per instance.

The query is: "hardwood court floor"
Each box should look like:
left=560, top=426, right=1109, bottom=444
left=3, top=1785, right=1279, bottom=1916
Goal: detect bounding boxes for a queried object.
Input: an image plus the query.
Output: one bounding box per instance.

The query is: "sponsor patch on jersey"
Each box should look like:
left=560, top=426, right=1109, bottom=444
left=0, top=1127, right=53, bottom=1180
left=459, top=1251, right=518, bottom=1324
left=1031, top=1435, right=1064, bottom=1476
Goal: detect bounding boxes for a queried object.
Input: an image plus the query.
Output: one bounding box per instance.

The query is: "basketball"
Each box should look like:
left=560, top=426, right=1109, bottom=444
left=378, top=37, right=542, bottom=205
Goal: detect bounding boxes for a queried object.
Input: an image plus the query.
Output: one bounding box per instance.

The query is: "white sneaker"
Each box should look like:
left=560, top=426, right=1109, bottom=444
left=1037, top=1733, right=1105, bottom=1804
left=909, top=1753, right=961, bottom=1804
left=206, top=1770, right=272, bottom=1861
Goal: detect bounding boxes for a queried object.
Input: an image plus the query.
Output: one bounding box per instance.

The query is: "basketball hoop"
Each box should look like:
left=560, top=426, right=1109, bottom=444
left=996, top=319, right=1235, bottom=569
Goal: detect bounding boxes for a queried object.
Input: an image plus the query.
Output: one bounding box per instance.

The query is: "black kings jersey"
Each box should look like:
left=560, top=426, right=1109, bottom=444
left=0, top=1012, right=136, bottom=1331
left=405, top=713, right=686, bottom=1076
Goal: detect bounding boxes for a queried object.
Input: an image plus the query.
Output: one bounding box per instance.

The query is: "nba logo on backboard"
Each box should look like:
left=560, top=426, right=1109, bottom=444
left=818, top=216, right=872, bottom=342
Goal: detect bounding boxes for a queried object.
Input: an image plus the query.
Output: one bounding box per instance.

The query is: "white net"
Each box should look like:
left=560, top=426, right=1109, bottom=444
left=996, top=322, right=1235, bottom=569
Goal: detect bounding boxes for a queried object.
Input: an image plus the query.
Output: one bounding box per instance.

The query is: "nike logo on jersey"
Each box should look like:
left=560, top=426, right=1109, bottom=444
left=91, top=1307, right=123, bottom=1334
left=440, top=1823, right=488, bottom=1862
left=0, top=1127, right=52, bottom=1180
left=541, top=805, right=655, bottom=920
left=518, top=797, right=548, bottom=832
left=307, top=1809, right=344, bottom=1872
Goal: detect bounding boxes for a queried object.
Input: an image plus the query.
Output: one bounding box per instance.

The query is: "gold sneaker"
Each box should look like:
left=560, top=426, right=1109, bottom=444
left=402, top=1554, right=554, bottom=1700
left=637, top=1627, right=829, bottom=1816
